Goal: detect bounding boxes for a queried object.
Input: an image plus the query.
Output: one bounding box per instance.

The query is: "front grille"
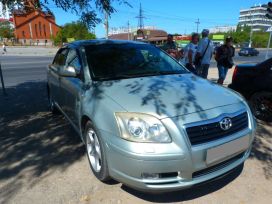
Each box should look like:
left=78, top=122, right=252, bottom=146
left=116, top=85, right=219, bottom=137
left=186, top=112, right=248, bottom=146
left=192, top=151, right=245, bottom=178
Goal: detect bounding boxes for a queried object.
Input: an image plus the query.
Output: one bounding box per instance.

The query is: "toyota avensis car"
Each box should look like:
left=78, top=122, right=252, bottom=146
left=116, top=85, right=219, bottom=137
left=47, top=40, right=256, bottom=192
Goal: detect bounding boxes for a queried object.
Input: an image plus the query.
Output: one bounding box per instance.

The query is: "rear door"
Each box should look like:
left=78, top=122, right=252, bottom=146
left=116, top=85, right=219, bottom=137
left=59, top=48, right=84, bottom=128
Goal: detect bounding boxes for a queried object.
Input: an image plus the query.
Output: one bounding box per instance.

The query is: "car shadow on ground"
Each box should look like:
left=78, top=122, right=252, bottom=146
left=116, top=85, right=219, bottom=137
left=250, top=121, right=272, bottom=179
left=0, top=81, right=85, bottom=204
left=0, top=79, right=271, bottom=203
left=122, top=164, right=243, bottom=203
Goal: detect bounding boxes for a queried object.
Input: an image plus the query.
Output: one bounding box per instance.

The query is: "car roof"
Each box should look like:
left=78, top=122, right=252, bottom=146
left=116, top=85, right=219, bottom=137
left=65, top=39, right=147, bottom=48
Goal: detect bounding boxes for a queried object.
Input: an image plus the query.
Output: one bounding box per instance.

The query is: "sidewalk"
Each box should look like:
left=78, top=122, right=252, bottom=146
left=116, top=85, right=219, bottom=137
left=1, top=46, right=58, bottom=56
left=208, top=67, right=234, bottom=85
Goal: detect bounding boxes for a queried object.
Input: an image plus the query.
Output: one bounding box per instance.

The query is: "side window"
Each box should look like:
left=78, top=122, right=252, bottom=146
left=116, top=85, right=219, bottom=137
left=53, top=49, right=68, bottom=66
left=69, top=57, right=81, bottom=73
left=66, top=49, right=82, bottom=73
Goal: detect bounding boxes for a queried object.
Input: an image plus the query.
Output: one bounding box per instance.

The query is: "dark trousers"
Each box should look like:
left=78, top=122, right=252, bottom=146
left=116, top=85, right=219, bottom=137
left=197, top=64, right=210, bottom=79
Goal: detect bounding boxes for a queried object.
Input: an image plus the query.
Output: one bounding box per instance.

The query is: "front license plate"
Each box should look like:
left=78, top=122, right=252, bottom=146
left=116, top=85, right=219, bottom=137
left=206, top=136, right=249, bottom=165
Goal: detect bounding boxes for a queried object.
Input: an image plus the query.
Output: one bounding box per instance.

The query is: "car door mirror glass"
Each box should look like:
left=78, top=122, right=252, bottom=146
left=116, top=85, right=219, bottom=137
left=59, top=66, right=77, bottom=77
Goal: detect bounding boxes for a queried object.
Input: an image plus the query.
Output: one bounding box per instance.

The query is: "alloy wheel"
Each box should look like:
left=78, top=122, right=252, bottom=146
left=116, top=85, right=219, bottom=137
left=251, top=93, right=272, bottom=122
left=86, top=129, right=102, bottom=172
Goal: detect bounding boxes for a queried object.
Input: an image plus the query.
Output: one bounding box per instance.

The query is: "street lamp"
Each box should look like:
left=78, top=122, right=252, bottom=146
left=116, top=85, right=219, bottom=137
left=265, top=2, right=272, bottom=59
left=249, top=11, right=253, bottom=48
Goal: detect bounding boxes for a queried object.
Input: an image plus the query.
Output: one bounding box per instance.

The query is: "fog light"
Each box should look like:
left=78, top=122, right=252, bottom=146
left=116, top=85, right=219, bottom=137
left=141, top=173, right=160, bottom=179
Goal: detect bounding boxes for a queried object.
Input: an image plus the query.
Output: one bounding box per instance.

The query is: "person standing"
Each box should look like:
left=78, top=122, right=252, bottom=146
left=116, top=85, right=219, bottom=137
left=215, top=36, right=235, bottom=85
left=163, top=34, right=178, bottom=58
left=195, top=29, right=214, bottom=78
left=2, top=43, right=7, bottom=54
left=183, top=33, right=199, bottom=74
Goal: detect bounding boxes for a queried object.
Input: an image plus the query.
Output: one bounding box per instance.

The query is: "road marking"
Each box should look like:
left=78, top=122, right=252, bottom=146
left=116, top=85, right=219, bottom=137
left=1, top=61, right=51, bottom=65
left=2, top=66, right=47, bottom=70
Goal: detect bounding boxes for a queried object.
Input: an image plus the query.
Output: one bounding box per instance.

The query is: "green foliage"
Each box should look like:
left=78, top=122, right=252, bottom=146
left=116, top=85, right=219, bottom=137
left=51, top=30, right=65, bottom=46
left=212, top=25, right=271, bottom=48
left=62, top=21, right=96, bottom=41
left=52, top=21, right=96, bottom=46
left=0, top=21, right=14, bottom=39
left=252, top=32, right=270, bottom=47
left=3, top=0, right=130, bottom=29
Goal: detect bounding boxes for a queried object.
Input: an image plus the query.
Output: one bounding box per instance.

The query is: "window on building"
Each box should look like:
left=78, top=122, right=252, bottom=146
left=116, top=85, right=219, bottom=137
left=22, top=31, right=25, bottom=38
left=39, top=22, right=42, bottom=36
left=43, top=24, right=46, bottom=37
left=35, top=24, right=38, bottom=37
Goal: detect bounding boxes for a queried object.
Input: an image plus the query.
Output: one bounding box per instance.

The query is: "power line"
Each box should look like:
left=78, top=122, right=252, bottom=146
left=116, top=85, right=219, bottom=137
left=135, top=3, right=145, bottom=29
left=143, top=8, right=237, bottom=22
left=195, top=18, right=200, bottom=33
left=127, top=20, right=130, bottom=40
left=104, top=11, right=109, bottom=39
left=118, top=9, right=236, bottom=26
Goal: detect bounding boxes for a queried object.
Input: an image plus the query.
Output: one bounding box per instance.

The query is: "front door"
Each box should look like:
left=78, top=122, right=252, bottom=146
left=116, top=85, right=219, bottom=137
left=48, top=48, right=68, bottom=107
left=59, top=48, right=84, bottom=128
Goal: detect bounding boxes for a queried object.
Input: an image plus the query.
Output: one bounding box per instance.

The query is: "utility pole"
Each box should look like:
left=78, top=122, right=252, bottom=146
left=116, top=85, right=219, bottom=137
left=265, top=2, right=272, bottom=59
left=0, top=62, right=7, bottom=96
left=104, top=11, right=109, bottom=39
left=249, top=11, right=253, bottom=48
left=265, top=32, right=272, bottom=59
left=136, top=3, right=145, bottom=29
left=127, top=21, right=130, bottom=40
left=195, top=18, right=200, bottom=33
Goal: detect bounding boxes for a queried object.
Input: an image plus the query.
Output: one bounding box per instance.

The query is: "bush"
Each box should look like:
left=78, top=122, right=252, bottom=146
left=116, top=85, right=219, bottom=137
left=52, top=21, right=96, bottom=46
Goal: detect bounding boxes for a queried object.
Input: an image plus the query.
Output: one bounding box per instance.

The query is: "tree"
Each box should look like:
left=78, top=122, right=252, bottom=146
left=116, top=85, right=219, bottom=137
left=2, top=0, right=130, bottom=28
left=52, top=21, right=96, bottom=46
left=0, top=21, right=14, bottom=39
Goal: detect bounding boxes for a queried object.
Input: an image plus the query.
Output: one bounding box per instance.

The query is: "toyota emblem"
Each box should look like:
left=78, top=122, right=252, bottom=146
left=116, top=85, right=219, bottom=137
left=219, top=117, right=232, bottom=131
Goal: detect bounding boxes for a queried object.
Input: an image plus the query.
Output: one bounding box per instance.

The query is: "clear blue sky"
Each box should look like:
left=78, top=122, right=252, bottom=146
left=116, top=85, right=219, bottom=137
left=49, top=0, right=269, bottom=37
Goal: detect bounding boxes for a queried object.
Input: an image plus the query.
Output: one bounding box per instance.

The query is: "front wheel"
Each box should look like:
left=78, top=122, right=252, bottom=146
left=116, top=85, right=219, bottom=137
left=249, top=91, right=272, bottom=122
left=84, top=121, right=111, bottom=181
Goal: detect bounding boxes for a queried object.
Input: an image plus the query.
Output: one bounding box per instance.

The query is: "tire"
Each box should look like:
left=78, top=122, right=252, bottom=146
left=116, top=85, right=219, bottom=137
left=249, top=91, right=272, bottom=122
left=84, top=121, right=111, bottom=181
left=47, top=87, right=59, bottom=114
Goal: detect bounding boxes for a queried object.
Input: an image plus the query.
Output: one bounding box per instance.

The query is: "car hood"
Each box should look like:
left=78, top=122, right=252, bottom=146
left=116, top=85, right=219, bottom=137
left=97, top=74, right=242, bottom=119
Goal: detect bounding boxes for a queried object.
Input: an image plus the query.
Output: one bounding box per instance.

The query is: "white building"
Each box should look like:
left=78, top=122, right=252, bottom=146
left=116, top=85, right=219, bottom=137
left=209, top=25, right=237, bottom=33
left=239, top=4, right=272, bottom=31
left=109, top=26, right=156, bottom=35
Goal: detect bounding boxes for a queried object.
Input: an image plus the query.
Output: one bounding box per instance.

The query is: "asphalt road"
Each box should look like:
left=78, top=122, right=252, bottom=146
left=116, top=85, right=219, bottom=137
left=0, top=55, right=53, bottom=87
left=0, top=50, right=271, bottom=204
left=0, top=49, right=269, bottom=88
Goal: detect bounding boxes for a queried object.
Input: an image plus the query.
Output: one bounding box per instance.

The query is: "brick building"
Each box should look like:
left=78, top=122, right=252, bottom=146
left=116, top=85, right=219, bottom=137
left=109, top=29, right=168, bottom=45
left=12, top=0, right=60, bottom=45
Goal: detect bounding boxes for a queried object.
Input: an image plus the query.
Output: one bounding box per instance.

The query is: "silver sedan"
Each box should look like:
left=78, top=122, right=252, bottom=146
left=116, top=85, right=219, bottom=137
left=47, top=40, right=256, bottom=192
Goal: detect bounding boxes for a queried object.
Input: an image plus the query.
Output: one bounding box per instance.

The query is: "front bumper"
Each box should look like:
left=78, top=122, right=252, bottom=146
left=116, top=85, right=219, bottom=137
left=102, top=105, right=256, bottom=192
left=104, top=132, right=254, bottom=192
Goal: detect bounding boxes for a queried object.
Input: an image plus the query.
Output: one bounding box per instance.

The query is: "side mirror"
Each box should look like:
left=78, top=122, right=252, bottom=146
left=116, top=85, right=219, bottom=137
left=59, top=66, right=77, bottom=77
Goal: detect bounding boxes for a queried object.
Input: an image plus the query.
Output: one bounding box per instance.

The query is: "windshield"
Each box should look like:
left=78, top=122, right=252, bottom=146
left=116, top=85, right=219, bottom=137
left=85, top=43, right=188, bottom=80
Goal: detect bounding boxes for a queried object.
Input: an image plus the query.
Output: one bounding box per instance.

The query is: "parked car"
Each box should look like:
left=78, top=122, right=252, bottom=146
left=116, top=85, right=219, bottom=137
left=238, top=47, right=259, bottom=56
left=229, top=58, right=272, bottom=122
left=47, top=40, right=256, bottom=192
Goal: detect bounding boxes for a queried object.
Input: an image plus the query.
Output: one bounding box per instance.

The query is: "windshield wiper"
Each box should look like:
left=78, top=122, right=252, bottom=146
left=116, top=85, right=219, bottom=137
left=114, top=73, right=160, bottom=79
left=95, top=71, right=183, bottom=81
left=157, top=71, right=183, bottom=75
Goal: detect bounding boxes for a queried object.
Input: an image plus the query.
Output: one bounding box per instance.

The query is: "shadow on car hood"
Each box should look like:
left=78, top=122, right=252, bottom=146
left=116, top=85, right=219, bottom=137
left=97, top=74, right=242, bottom=119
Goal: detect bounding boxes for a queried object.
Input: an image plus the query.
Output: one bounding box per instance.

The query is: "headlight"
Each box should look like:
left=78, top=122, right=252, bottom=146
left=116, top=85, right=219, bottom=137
left=115, top=112, right=171, bottom=143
